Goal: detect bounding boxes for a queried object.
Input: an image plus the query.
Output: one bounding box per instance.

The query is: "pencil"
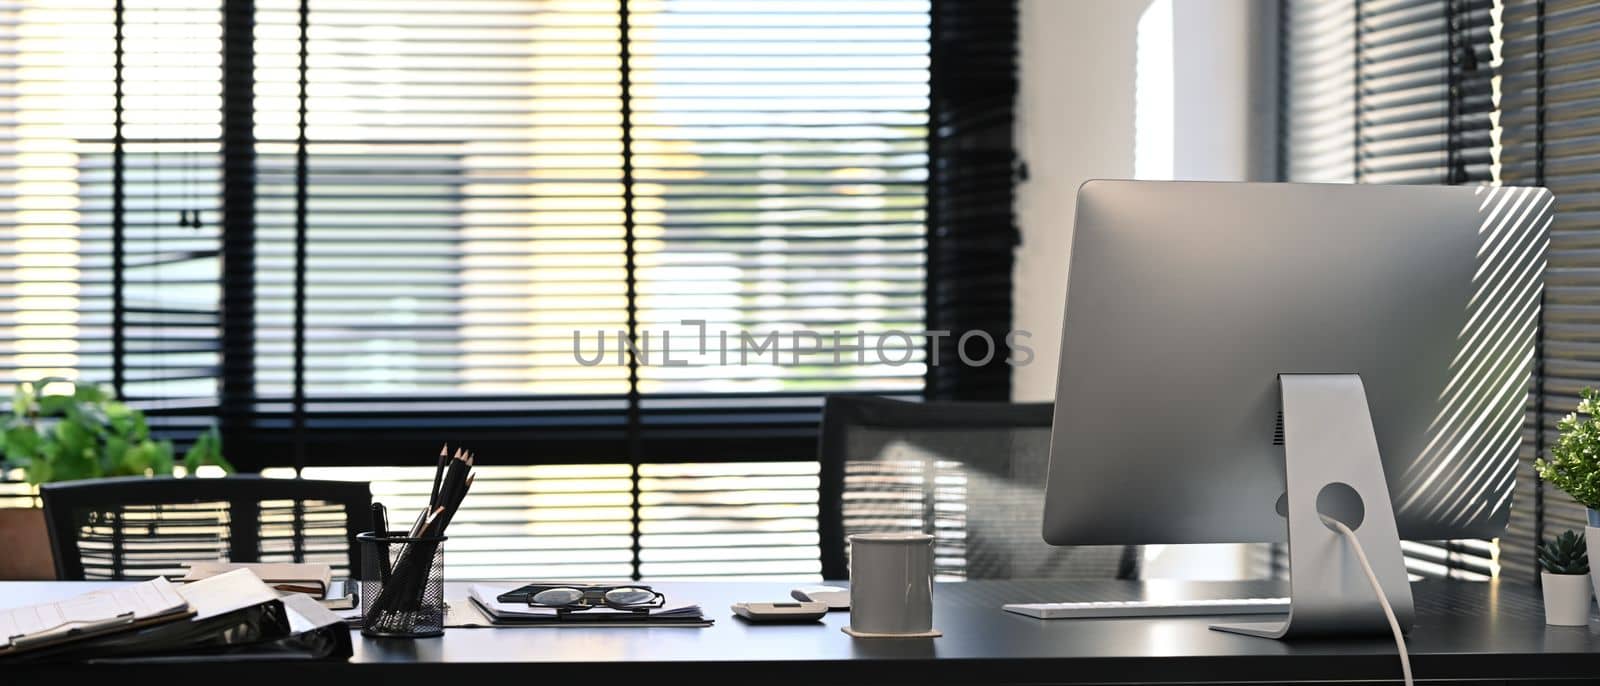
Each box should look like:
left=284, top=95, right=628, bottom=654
left=429, top=444, right=448, bottom=509
left=436, top=473, right=475, bottom=534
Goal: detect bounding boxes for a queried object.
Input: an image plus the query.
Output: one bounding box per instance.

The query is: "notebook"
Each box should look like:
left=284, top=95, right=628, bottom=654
left=182, top=562, right=333, bottom=596
left=466, top=584, right=711, bottom=627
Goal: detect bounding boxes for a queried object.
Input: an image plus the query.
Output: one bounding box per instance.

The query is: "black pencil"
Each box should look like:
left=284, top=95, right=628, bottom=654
left=438, top=450, right=469, bottom=511
left=428, top=444, right=448, bottom=509
left=436, top=472, right=474, bottom=534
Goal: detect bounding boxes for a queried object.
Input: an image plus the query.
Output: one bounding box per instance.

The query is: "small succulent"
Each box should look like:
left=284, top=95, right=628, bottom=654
left=1539, top=530, right=1591, bottom=575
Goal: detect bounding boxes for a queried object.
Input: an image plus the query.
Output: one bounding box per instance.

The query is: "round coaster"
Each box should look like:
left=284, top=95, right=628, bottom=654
left=841, top=626, right=942, bottom=639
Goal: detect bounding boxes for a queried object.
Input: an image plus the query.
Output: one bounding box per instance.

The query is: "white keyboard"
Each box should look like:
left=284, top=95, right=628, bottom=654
left=1002, top=597, right=1290, bottom=619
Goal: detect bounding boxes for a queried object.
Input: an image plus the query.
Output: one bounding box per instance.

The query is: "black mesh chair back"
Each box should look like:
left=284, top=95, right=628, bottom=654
left=818, top=396, right=1139, bottom=581
left=40, top=476, right=371, bottom=581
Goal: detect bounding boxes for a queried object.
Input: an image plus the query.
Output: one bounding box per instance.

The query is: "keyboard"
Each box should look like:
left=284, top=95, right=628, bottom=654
left=1002, top=597, right=1290, bottom=619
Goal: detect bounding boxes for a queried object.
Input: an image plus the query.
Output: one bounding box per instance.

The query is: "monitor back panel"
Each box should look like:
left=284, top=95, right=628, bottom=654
left=1043, top=181, right=1551, bottom=545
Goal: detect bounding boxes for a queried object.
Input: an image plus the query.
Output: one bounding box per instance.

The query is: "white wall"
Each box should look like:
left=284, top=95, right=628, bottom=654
left=1172, top=1, right=1271, bottom=182
left=1013, top=0, right=1148, bottom=402
left=1013, top=0, right=1273, bottom=579
left=1013, top=0, right=1272, bottom=401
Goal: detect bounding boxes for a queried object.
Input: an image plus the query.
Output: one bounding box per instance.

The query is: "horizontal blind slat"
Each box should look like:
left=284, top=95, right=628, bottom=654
left=1280, top=0, right=1502, bottom=579
left=241, top=0, right=932, bottom=466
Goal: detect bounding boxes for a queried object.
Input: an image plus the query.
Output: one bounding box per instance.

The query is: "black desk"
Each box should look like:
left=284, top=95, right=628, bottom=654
left=5, top=579, right=1599, bottom=685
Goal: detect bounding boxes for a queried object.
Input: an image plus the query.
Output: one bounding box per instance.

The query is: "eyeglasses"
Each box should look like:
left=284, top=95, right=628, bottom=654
left=499, top=584, right=665, bottom=613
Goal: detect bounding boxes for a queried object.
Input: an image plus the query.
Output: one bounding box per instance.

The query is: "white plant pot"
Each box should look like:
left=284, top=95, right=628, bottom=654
left=1587, top=514, right=1600, bottom=603
left=1541, top=572, right=1592, bottom=626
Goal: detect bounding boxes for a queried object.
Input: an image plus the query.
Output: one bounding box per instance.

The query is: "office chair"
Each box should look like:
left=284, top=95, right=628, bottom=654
left=818, top=395, right=1139, bottom=581
left=40, top=476, right=371, bottom=580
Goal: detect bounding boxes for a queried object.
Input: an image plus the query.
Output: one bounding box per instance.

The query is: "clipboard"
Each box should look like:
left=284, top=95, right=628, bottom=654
left=0, top=577, right=194, bottom=658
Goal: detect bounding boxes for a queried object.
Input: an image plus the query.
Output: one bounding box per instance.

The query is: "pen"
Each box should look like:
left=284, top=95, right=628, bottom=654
left=371, top=502, right=391, bottom=581
left=371, top=501, right=388, bottom=537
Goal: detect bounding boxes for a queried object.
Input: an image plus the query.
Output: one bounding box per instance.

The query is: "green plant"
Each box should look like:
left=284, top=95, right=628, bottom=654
left=0, top=379, right=232, bottom=485
left=1539, top=530, right=1591, bottom=575
left=1536, top=387, right=1600, bottom=510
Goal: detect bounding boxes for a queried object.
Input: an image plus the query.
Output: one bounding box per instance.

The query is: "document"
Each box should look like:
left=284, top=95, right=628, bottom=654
left=0, top=577, right=190, bottom=653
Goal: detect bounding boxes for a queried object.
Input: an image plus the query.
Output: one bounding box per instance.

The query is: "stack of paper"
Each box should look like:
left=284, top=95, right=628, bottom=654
left=466, top=584, right=711, bottom=627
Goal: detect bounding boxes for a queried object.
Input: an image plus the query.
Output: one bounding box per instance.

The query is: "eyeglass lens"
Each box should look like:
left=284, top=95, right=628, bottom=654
left=530, top=588, right=585, bottom=606
left=603, top=588, right=657, bottom=607
left=529, top=586, right=657, bottom=609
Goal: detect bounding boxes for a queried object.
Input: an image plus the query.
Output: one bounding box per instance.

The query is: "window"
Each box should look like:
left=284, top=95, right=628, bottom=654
left=0, top=0, right=224, bottom=439
left=0, top=0, right=1021, bottom=578
left=1280, top=0, right=1494, bottom=186
left=1495, top=0, right=1600, bottom=584
left=1278, top=0, right=1499, bottom=580
left=241, top=0, right=937, bottom=467
left=1278, top=0, right=1600, bottom=584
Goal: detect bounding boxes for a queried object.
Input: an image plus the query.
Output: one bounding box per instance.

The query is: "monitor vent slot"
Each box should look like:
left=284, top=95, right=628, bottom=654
left=1273, top=410, right=1285, bottom=446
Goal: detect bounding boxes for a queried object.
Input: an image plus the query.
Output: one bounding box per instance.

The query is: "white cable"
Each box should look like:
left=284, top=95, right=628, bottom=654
left=1328, top=518, right=1412, bottom=686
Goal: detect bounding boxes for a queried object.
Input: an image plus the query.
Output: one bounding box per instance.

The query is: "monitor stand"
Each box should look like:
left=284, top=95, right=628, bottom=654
left=1210, top=374, right=1415, bottom=639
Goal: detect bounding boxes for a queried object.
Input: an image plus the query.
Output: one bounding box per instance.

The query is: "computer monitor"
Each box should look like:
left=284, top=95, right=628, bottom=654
left=1039, top=180, right=1551, bottom=638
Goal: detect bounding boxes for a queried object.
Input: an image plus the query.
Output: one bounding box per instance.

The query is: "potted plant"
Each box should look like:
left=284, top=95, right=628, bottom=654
left=1536, top=387, right=1600, bottom=603
left=1538, top=530, right=1592, bottom=625
left=0, top=379, right=231, bottom=579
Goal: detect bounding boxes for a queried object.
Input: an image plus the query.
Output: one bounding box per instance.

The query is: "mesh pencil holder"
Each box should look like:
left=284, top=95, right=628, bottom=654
left=358, top=531, right=448, bottom=638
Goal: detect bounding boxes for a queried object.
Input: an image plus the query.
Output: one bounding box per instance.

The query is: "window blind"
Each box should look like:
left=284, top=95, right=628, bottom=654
left=1280, top=0, right=1494, bottom=185
left=0, top=0, right=1019, bottom=581
left=271, top=461, right=821, bottom=580
left=236, top=0, right=943, bottom=580
left=925, top=0, right=1017, bottom=401
left=235, top=0, right=934, bottom=469
left=0, top=0, right=223, bottom=445
left=1497, top=0, right=1600, bottom=584
left=0, top=2, right=1033, bottom=468
left=1277, top=0, right=1499, bottom=580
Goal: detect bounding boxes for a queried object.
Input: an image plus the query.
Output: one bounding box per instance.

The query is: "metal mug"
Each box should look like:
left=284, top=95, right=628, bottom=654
left=845, top=532, right=939, bottom=637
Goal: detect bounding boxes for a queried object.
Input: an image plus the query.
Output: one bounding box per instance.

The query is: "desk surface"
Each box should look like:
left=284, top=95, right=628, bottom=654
left=5, top=578, right=1600, bottom=685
